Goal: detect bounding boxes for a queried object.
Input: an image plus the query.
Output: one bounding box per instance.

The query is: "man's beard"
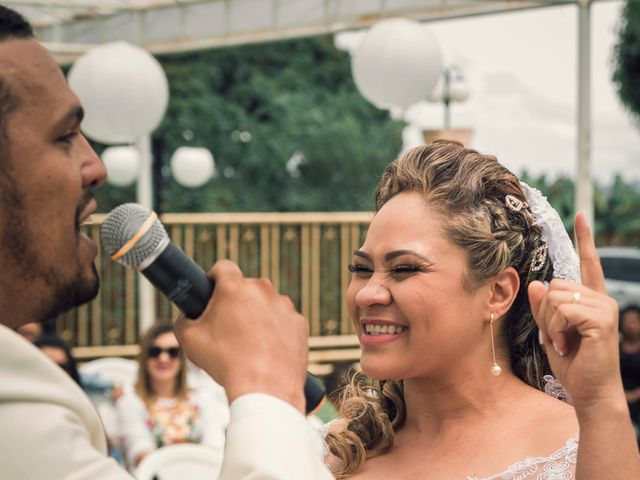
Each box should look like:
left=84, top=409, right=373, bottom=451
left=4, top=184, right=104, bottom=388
left=0, top=173, right=100, bottom=321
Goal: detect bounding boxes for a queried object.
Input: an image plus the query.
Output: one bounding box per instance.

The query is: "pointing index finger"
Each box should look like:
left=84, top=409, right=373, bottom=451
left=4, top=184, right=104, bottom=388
left=575, top=212, right=606, bottom=293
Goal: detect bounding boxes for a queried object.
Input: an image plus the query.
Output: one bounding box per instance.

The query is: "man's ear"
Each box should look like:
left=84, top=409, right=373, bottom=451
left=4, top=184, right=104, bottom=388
left=486, top=266, right=520, bottom=320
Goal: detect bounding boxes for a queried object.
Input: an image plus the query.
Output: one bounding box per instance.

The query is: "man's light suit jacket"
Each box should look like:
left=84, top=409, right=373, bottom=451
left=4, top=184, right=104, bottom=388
left=0, top=324, right=332, bottom=479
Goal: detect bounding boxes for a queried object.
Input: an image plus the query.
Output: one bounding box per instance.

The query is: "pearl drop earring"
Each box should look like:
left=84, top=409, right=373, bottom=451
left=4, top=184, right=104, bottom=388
left=489, top=313, right=502, bottom=376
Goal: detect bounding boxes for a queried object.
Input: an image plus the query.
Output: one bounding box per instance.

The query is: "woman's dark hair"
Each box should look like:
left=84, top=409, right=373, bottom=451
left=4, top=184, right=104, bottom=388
left=34, top=334, right=82, bottom=386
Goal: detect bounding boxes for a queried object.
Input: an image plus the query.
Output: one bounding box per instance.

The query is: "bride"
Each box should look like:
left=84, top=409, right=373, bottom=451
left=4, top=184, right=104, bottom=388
left=324, top=141, right=638, bottom=479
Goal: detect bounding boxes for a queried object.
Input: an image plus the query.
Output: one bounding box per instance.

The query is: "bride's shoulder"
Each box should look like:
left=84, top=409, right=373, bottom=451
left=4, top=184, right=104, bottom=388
left=519, top=384, right=579, bottom=443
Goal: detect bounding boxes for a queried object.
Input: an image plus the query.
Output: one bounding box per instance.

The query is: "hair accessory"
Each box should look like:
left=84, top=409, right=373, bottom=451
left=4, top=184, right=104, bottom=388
left=530, top=244, right=548, bottom=272
left=505, top=194, right=528, bottom=212
left=519, top=182, right=581, bottom=283
left=489, top=313, right=502, bottom=376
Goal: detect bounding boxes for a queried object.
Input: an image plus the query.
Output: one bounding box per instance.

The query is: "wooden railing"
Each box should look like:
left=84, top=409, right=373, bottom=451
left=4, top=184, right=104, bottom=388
left=59, top=212, right=372, bottom=357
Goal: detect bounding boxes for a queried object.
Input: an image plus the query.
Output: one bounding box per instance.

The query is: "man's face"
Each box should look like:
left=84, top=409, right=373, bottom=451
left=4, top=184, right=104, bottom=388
left=0, top=39, right=106, bottom=325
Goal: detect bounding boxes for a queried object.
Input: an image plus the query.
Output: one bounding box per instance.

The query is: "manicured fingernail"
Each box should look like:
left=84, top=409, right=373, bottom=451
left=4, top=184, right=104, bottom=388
left=538, top=330, right=544, bottom=345
left=552, top=341, right=565, bottom=357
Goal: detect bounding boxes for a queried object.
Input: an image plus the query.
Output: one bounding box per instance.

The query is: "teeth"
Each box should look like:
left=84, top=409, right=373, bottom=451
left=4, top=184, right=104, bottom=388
left=364, top=324, right=406, bottom=335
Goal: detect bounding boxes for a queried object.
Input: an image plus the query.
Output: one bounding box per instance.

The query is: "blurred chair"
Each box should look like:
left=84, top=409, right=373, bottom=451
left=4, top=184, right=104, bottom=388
left=79, top=357, right=138, bottom=389
left=79, top=357, right=138, bottom=457
left=134, top=444, right=223, bottom=480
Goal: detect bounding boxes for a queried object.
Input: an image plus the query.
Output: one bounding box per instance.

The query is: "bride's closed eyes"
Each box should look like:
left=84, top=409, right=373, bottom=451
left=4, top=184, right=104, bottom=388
left=348, top=261, right=432, bottom=279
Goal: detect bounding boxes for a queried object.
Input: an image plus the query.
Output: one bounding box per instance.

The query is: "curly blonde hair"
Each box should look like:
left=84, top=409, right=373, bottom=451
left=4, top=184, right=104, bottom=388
left=324, top=141, right=554, bottom=478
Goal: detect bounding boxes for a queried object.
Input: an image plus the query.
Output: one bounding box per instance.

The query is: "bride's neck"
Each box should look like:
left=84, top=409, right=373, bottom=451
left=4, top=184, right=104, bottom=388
left=401, top=372, right=528, bottom=436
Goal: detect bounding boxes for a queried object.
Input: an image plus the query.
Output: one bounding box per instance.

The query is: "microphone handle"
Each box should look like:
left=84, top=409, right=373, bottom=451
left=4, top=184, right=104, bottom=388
left=141, top=242, right=326, bottom=415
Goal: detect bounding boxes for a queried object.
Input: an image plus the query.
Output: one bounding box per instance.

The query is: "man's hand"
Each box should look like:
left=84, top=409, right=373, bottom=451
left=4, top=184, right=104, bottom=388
left=174, top=260, right=309, bottom=413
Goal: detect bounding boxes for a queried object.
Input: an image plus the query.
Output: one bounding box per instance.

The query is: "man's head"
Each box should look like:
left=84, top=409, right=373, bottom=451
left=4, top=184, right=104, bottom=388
left=0, top=6, right=33, bottom=148
left=0, top=7, right=107, bottom=328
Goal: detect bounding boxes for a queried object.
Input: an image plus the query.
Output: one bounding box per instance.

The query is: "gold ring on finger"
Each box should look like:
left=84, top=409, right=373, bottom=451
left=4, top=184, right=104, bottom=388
left=571, top=291, right=581, bottom=304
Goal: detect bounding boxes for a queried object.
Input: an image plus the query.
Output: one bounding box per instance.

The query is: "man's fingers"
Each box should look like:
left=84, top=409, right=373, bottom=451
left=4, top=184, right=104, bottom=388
left=209, top=259, right=244, bottom=282
left=575, top=212, right=606, bottom=294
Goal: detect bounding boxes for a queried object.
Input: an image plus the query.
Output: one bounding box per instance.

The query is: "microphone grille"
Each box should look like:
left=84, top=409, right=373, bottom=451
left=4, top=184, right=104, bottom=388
left=100, top=203, right=168, bottom=269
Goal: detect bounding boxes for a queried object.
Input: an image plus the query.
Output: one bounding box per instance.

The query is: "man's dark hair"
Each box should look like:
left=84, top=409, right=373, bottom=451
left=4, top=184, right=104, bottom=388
left=0, top=6, right=34, bottom=157
left=0, top=6, right=34, bottom=41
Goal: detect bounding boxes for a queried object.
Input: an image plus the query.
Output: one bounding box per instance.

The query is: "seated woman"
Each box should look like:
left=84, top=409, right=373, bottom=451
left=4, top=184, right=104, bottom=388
left=116, top=322, right=227, bottom=469
left=324, top=141, right=638, bottom=479
left=34, top=334, right=82, bottom=386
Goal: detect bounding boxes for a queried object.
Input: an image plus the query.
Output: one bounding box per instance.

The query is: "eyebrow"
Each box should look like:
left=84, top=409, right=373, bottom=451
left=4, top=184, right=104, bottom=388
left=53, top=106, right=84, bottom=131
left=353, top=249, right=433, bottom=263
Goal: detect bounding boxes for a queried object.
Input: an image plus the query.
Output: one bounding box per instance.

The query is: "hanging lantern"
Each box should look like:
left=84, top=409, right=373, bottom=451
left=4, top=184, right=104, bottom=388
left=351, top=18, right=443, bottom=110
left=68, top=41, right=169, bottom=144
left=101, top=146, right=140, bottom=187
left=170, top=146, right=215, bottom=188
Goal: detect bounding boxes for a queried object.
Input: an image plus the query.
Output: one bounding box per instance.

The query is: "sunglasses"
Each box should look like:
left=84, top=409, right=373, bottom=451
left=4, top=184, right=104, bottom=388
left=147, top=346, right=181, bottom=359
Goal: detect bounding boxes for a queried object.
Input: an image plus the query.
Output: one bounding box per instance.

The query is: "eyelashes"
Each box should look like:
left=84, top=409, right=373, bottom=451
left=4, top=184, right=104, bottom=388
left=56, top=131, right=79, bottom=146
left=347, top=263, right=429, bottom=277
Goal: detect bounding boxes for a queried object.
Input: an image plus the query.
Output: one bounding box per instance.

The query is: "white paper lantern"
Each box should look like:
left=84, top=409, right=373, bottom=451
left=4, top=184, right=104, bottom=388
left=449, top=80, right=470, bottom=102
left=352, top=18, right=443, bottom=110
left=102, top=146, right=140, bottom=187
left=68, top=41, right=169, bottom=144
left=427, top=76, right=470, bottom=103
left=170, top=147, right=215, bottom=188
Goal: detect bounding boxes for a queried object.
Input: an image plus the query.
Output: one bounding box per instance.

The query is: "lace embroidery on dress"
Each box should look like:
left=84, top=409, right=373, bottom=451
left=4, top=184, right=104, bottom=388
left=543, top=375, right=572, bottom=405
left=466, top=437, right=578, bottom=480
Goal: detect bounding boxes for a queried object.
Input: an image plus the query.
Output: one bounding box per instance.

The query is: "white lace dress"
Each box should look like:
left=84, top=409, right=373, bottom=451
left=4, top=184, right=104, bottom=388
left=321, top=376, right=578, bottom=479
left=466, top=437, right=578, bottom=480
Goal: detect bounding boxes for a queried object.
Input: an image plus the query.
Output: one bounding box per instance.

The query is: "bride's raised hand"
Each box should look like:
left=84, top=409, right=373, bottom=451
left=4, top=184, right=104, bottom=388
left=528, top=212, right=623, bottom=411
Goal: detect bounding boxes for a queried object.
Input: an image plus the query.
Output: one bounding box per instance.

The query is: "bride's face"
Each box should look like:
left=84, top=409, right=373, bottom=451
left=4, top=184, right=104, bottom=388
left=347, top=191, right=490, bottom=380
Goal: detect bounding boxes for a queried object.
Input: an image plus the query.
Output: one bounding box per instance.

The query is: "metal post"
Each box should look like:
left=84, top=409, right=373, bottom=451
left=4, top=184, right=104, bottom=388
left=136, top=135, right=156, bottom=333
left=576, top=0, right=593, bottom=229
left=443, top=68, right=451, bottom=129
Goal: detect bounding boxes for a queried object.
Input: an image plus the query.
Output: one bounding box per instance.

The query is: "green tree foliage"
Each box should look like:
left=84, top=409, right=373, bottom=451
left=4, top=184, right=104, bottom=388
left=95, top=35, right=403, bottom=213
left=613, top=1, right=640, bottom=124
left=596, top=175, right=640, bottom=245
left=521, top=172, right=640, bottom=246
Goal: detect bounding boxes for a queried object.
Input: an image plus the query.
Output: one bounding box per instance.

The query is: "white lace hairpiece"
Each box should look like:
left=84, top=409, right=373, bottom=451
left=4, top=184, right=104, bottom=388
left=519, top=182, right=581, bottom=284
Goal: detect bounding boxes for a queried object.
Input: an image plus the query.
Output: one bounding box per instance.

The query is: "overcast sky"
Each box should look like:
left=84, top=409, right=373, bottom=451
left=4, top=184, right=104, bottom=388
left=336, top=1, right=639, bottom=184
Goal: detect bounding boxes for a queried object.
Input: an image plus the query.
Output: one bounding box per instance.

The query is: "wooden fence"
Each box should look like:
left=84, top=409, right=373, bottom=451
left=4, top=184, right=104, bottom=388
left=58, top=212, right=372, bottom=358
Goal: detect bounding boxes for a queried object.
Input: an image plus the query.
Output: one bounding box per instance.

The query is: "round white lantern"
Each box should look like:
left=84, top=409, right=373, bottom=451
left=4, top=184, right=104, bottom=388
left=68, top=41, right=169, bottom=144
left=101, top=146, right=140, bottom=187
left=351, top=18, right=443, bottom=110
left=170, top=147, right=215, bottom=188
left=449, top=80, right=470, bottom=102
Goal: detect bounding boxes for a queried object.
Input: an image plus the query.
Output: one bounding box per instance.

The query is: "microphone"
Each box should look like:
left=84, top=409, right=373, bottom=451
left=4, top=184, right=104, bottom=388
left=100, top=203, right=325, bottom=415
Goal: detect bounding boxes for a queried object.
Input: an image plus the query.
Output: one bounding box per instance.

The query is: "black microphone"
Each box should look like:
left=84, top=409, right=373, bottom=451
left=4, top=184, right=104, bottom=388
left=100, top=203, right=325, bottom=415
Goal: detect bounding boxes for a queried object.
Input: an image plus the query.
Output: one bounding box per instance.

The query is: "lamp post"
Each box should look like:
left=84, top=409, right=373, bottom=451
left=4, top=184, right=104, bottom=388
left=424, top=65, right=472, bottom=146
left=435, top=66, right=469, bottom=129
left=68, top=41, right=169, bottom=333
